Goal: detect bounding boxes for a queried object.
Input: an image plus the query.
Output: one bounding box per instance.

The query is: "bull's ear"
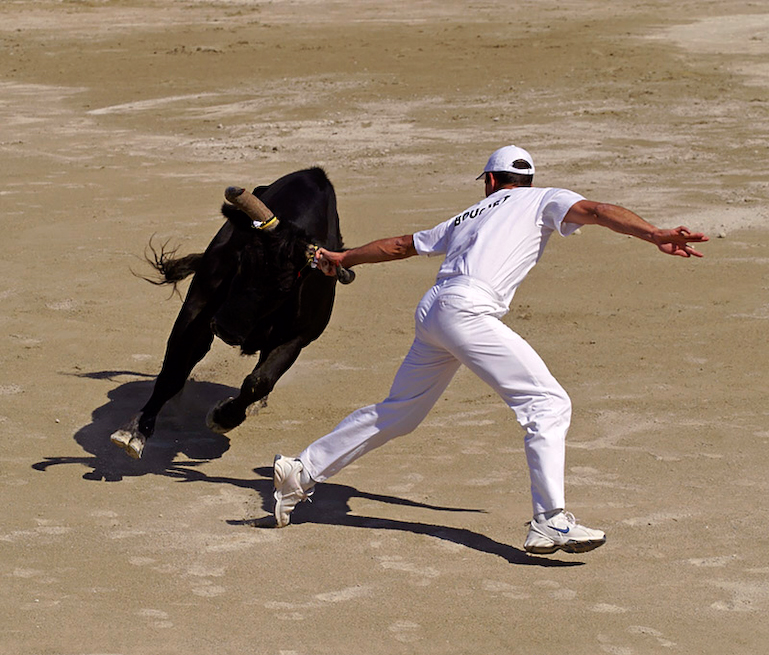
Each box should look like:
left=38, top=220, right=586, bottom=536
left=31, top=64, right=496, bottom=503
left=252, top=185, right=269, bottom=198
left=221, top=203, right=254, bottom=231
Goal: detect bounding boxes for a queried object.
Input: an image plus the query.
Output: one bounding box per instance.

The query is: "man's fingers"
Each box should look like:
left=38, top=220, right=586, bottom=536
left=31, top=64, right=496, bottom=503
left=675, top=226, right=709, bottom=242
left=679, top=233, right=708, bottom=257
left=658, top=227, right=709, bottom=258
left=673, top=243, right=705, bottom=258
left=316, top=251, right=340, bottom=276
left=659, top=241, right=706, bottom=258
left=318, top=258, right=336, bottom=275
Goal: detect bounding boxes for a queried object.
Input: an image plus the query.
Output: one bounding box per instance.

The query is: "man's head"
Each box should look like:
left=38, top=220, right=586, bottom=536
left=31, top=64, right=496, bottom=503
left=477, top=145, right=534, bottom=195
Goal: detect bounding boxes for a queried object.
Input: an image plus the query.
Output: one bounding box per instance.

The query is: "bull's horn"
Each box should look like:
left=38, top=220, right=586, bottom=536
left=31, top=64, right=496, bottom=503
left=225, top=186, right=279, bottom=231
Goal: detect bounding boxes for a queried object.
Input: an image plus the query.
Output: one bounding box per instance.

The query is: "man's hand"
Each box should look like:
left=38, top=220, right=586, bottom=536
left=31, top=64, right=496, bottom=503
left=651, top=226, right=709, bottom=258
left=314, top=247, right=344, bottom=276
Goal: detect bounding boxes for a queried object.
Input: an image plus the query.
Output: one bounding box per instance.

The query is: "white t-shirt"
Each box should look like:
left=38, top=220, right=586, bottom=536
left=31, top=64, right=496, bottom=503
left=412, top=187, right=584, bottom=307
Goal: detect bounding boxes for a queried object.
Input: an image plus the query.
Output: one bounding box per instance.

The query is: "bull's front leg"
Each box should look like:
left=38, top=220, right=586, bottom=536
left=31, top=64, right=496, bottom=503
left=111, top=309, right=215, bottom=459
left=206, top=336, right=306, bottom=433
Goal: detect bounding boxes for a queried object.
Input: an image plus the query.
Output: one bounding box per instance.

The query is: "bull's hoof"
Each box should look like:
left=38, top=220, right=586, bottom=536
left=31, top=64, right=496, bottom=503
left=110, top=416, right=147, bottom=459
left=206, top=397, right=245, bottom=434
left=206, top=395, right=269, bottom=433
left=247, top=395, right=269, bottom=416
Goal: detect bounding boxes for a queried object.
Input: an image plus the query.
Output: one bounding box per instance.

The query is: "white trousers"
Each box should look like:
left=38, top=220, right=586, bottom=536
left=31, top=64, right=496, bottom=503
left=301, top=276, right=571, bottom=515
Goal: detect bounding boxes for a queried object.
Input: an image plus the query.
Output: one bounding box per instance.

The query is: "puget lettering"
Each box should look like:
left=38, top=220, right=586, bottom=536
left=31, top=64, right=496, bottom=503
left=453, top=194, right=510, bottom=226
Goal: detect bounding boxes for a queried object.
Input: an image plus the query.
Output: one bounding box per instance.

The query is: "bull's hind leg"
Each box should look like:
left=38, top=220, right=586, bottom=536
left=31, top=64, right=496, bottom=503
left=207, top=337, right=306, bottom=433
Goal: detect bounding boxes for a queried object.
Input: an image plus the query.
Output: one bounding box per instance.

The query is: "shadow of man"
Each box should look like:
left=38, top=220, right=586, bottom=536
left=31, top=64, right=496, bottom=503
left=32, top=372, right=234, bottom=481
left=32, top=374, right=584, bottom=567
left=230, top=467, right=583, bottom=568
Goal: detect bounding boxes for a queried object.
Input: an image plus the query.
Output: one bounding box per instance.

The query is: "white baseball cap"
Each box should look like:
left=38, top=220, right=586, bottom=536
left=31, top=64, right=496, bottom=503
left=476, top=145, right=535, bottom=179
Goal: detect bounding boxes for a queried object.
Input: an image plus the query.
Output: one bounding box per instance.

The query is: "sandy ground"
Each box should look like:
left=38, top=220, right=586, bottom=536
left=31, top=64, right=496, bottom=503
left=1, top=1, right=769, bottom=653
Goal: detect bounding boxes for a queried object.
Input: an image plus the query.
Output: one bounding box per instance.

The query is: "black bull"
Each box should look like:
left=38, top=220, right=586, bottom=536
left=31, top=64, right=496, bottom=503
left=110, top=167, right=350, bottom=459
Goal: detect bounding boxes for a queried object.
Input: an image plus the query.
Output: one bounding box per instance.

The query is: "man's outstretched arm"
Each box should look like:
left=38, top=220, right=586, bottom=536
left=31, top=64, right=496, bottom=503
left=565, top=200, right=709, bottom=258
left=315, top=234, right=417, bottom=275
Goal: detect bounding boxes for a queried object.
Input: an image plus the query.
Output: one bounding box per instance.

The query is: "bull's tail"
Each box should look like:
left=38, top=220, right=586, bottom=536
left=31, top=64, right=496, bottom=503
left=134, top=237, right=204, bottom=289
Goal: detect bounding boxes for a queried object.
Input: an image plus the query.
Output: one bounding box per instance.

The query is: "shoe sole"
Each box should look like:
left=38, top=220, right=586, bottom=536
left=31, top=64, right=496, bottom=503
left=525, top=538, right=606, bottom=555
left=273, top=491, right=289, bottom=528
left=273, top=455, right=293, bottom=528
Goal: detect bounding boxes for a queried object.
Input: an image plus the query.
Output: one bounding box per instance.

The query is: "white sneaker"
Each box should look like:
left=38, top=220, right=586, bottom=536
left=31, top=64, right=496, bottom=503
left=273, top=455, right=314, bottom=528
left=524, top=511, right=606, bottom=554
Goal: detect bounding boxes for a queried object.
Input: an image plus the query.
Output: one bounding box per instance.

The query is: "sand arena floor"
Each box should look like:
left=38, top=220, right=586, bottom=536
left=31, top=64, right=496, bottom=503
left=1, top=1, right=768, bottom=653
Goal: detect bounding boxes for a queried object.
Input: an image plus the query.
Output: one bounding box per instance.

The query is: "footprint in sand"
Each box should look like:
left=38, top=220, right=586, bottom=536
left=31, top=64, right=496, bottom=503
left=687, top=554, right=738, bottom=567
left=137, top=608, right=173, bottom=629
left=46, top=299, right=79, bottom=311
left=709, top=579, right=769, bottom=612
left=264, top=585, right=372, bottom=622
left=190, top=581, right=226, bottom=597
left=591, top=603, right=628, bottom=614
left=482, top=580, right=531, bottom=600
left=388, top=620, right=421, bottom=643
left=620, top=511, right=691, bottom=527
left=627, top=625, right=676, bottom=648
left=129, top=556, right=156, bottom=567
left=534, top=579, right=577, bottom=600
left=186, top=563, right=227, bottom=597
left=377, top=555, right=440, bottom=580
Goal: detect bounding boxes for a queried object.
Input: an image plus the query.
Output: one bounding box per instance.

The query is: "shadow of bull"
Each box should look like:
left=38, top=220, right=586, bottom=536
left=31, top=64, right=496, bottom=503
left=33, top=371, right=233, bottom=481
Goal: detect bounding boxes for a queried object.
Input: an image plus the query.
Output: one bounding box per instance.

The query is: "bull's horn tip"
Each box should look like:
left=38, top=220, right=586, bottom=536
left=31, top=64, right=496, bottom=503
left=225, top=186, right=246, bottom=201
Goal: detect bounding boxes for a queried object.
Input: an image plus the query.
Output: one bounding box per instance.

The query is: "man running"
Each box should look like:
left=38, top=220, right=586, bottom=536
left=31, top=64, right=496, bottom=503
left=272, top=144, right=708, bottom=554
